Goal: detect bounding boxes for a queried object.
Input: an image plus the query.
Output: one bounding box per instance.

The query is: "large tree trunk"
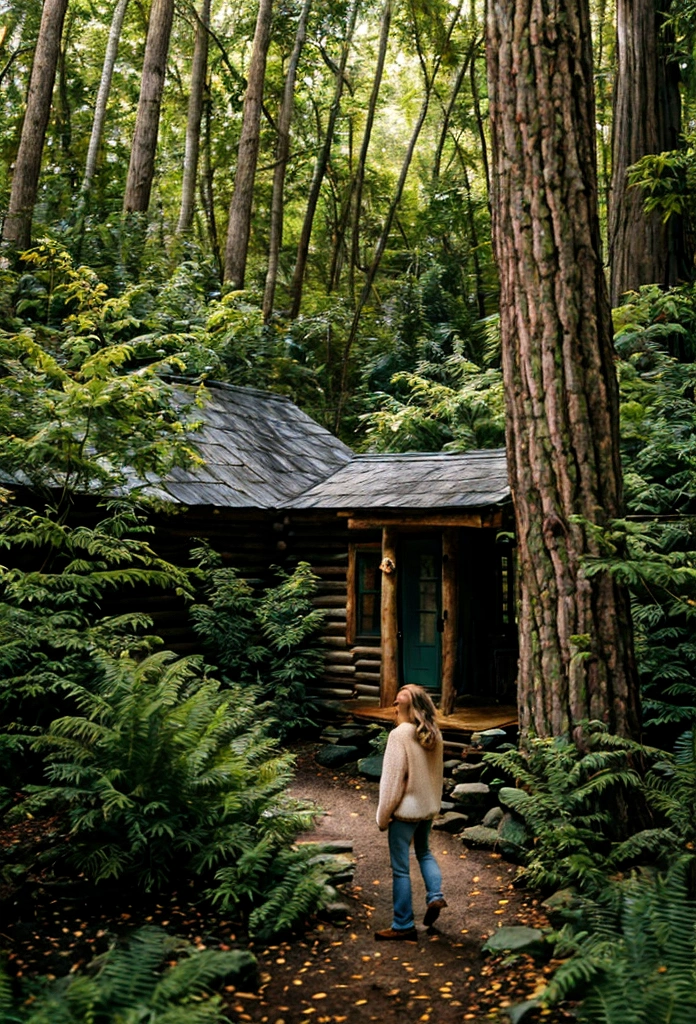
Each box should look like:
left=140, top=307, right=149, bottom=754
left=81, top=0, right=129, bottom=202
left=486, top=0, right=640, bottom=740
left=223, top=0, right=274, bottom=288
left=2, top=0, right=69, bottom=249
left=262, top=0, right=311, bottom=319
left=177, top=0, right=212, bottom=234
left=609, top=0, right=682, bottom=306
left=287, top=0, right=359, bottom=318
left=123, top=0, right=175, bottom=214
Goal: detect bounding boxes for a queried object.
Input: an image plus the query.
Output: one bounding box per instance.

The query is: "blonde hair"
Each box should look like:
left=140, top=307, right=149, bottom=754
left=400, top=685, right=442, bottom=750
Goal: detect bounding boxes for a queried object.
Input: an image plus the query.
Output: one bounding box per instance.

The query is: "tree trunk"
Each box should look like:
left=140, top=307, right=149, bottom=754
left=609, top=0, right=682, bottom=306
left=177, top=0, right=211, bottom=234
left=334, top=0, right=463, bottom=430
left=288, top=0, right=359, bottom=318
left=2, top=0, right=69, bottom=249
left=123, top=0, right=175, bottom=214
left=223, top=0, right=274, bottom=288
left=486, top=0, right=640, bottom=740
left=262, top=0, right=311, bottom=319
left=81, top=0, right=129, bottom=203
left=348, top=0, right=391, bottom=300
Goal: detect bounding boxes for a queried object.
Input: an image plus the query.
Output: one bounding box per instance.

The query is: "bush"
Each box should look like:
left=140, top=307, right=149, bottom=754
left=189, top=549, right=324, bottom=737
left=15, top=651, right=333, bottom=935
left=0, top=926, right=256, bottom=1023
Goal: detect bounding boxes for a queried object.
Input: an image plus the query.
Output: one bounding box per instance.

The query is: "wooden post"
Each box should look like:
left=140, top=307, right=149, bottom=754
left=440, top=528, right=459, bottom=716
left=380, top=526, right=399, bottom=707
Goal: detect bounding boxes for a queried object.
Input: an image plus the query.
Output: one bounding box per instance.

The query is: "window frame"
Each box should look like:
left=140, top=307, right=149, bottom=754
left=347, top=543, right=382, bottom=644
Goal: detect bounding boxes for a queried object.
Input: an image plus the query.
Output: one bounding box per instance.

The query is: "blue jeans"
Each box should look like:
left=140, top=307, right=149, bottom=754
left=387, top=819, right=444, bottom=930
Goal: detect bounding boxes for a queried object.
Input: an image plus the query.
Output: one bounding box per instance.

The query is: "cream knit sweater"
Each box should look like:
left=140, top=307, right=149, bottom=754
left=376, top=722, right=443, bottom=831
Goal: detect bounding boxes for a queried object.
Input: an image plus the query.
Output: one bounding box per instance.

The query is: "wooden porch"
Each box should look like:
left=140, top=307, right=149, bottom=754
left=349, top=699, right=517, bottom=739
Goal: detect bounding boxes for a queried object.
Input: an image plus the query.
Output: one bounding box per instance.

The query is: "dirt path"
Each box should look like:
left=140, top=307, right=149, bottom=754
left=237, top=745, right=571, bottom=1024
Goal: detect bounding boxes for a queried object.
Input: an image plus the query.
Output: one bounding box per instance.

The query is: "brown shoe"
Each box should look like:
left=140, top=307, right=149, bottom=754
left=374, top=927, right=418, bottom=942
left=423, top=898, right=448, bottom=927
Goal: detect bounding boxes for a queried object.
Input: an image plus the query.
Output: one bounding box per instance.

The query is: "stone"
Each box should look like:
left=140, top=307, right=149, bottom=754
left=440, top=800, right=455, bottom=813
left=318, top=840, right=355, bottom=854
left=322, top=901, right=352, bottom=922
left=432, top=812, right=469, bottom=833
left=498, top=812, right=530, bottom=857
left=357, top=753, right=384, bottom=779
left=442, top=777, right=455, bottom=795
left=476, top=727, right=509, bottom=750
left=498, top=786, right=527, bottom=811
left=450, top=782, right=491, bottom=812
left=316, top=744, right=360, bottom=768
left=459, top=825, right=499, bottom=848
left=482, top=806, right=504, bottom=829
left=451, top=761, right=484, bottom=781
left=541, top=888, right=585, bottom=929
left=334, top=726, right=372, bottom=747
left=482, top=926, right=546, bottom=956
left=443, top=759, right=462, bottom=773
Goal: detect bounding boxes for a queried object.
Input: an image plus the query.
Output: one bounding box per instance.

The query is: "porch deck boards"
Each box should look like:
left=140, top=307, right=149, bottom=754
left=349, top=700, right=517, bottom=736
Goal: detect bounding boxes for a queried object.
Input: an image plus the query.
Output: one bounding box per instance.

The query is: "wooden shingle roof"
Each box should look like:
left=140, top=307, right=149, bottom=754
left=153, top=381, right=353, bottom=508
left=289, top=450, right=509, bottom=511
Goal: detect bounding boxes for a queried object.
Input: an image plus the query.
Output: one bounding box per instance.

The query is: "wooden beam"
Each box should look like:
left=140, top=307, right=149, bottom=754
left=380, top=526, right=399, bottom=708
left=346, top=544, right=356, bottom=644
left=348, top=511, right=503, bottom=530
left=440, top=528, right=459, bottom=716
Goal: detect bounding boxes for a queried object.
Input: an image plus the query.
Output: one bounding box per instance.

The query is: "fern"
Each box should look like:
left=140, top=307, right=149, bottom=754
left=5, top=927, right=254, bottom=1023
left=14, top=653, right=329, bottom=934
left=543, top=858, right=696, bottom=1024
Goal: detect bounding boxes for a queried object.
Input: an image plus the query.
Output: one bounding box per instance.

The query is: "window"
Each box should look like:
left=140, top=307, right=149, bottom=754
left=355, top=549, right=382, bottom=637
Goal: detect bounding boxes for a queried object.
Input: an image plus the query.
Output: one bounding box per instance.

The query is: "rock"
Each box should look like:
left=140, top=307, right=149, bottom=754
left=316, top=744, right=360, bottom=768
left=506, top=999, right=542, bottom=1024
left=476, top=727, right=509, bottom=750
left=317, top=840, right=354, bottom=854
left=321, top=901, right=352, bottom=922
left=541, top=888, right=585, bottom=928
left=459, top=825, right=499, bottom=848
left=314, top=699, right=354, bottom=721
left=450, top=782, right=491, bottom=812
left=432, top=812, right=469, bottom=833
left=357, top=753, right=384, bottom=779
left=482, top=806, right=504, bottom=829
left=451, top=761, right=484, bottom=781
left=442, top=777, right=455, bottom=795
left=498, top=812, right=530, bottom=857
left=334, top=726, right=372, bottom=747
left=443, top=759, right=462, bottom=773
left=482, top=926, right=546, bottom=956
left=440, top=800, right=455, bottom=813
left=498, top=786, right=526, bottom=811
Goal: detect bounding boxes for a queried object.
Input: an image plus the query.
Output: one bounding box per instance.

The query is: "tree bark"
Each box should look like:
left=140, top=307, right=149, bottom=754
left=262, top=0, right=311, bottom=319
left=81, top=0, right=129, bottom=203
left=347, top=0, right=391, bottom=300
left=486, top=0, right=640, bottom=740
left=123, top=0, right=175, bottom=214
left=176, top=0, right=211, bottom=234
left=223, top=0, right=274, bottom=288
left=2, top=0, right=69, bottom=249
left=609, top=0, right=682, bottom=306
left=287, top=0, right=359, bottom=318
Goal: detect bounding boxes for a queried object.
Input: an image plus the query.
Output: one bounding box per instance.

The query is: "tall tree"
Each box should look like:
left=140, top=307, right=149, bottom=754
left=2, top=0, right=69, bottom=249
left=486, top=0, right=640, bottom=739
left=609, top=0, right=682, bottom=306
left=288, top=0, right=359, bottom=318
left=177, top=0, right=212, bottom=234
left=123, top=0, right=175, bottom=214
left=80, top=0, right=130, bottom=205
left=223, top=0, right=274, bottom=288
left=262, top=0, right=312, bottom=319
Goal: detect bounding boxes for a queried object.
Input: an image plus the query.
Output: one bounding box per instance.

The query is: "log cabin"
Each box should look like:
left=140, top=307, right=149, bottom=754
left=144, top=379, right=518, bottom=722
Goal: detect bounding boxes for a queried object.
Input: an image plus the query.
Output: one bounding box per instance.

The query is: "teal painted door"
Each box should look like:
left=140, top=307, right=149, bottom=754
left=400, top=537, right=441, bottom=690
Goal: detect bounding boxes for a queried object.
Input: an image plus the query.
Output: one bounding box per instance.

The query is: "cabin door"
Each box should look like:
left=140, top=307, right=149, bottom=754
left=400, top=537, right=441, bottom=690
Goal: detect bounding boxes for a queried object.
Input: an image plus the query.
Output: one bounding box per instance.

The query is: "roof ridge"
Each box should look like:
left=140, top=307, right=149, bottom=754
left=351, top=448, right=506, bottom=460
left=164, top=375, right=294, bottom=404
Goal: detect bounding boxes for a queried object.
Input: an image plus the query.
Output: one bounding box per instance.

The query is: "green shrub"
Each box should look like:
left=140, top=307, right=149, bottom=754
left=543, top=857, right=696, bottom=1024
left=15, top=651, right=332, bottom=934
left=190, top=549, right=324, bottom=737
left=485, top=723, right=676, bottom=894
left=0, top=926, right=255, bottom=1023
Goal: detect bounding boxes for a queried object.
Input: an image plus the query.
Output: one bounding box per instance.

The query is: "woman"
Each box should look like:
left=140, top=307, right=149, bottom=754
left=375, top=684, right=447, bottom=941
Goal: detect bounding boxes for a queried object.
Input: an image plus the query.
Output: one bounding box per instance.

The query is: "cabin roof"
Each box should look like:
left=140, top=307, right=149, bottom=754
left=151, top=380, right=353, bottom=507
left=288, top=449, right=509, bottom=511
